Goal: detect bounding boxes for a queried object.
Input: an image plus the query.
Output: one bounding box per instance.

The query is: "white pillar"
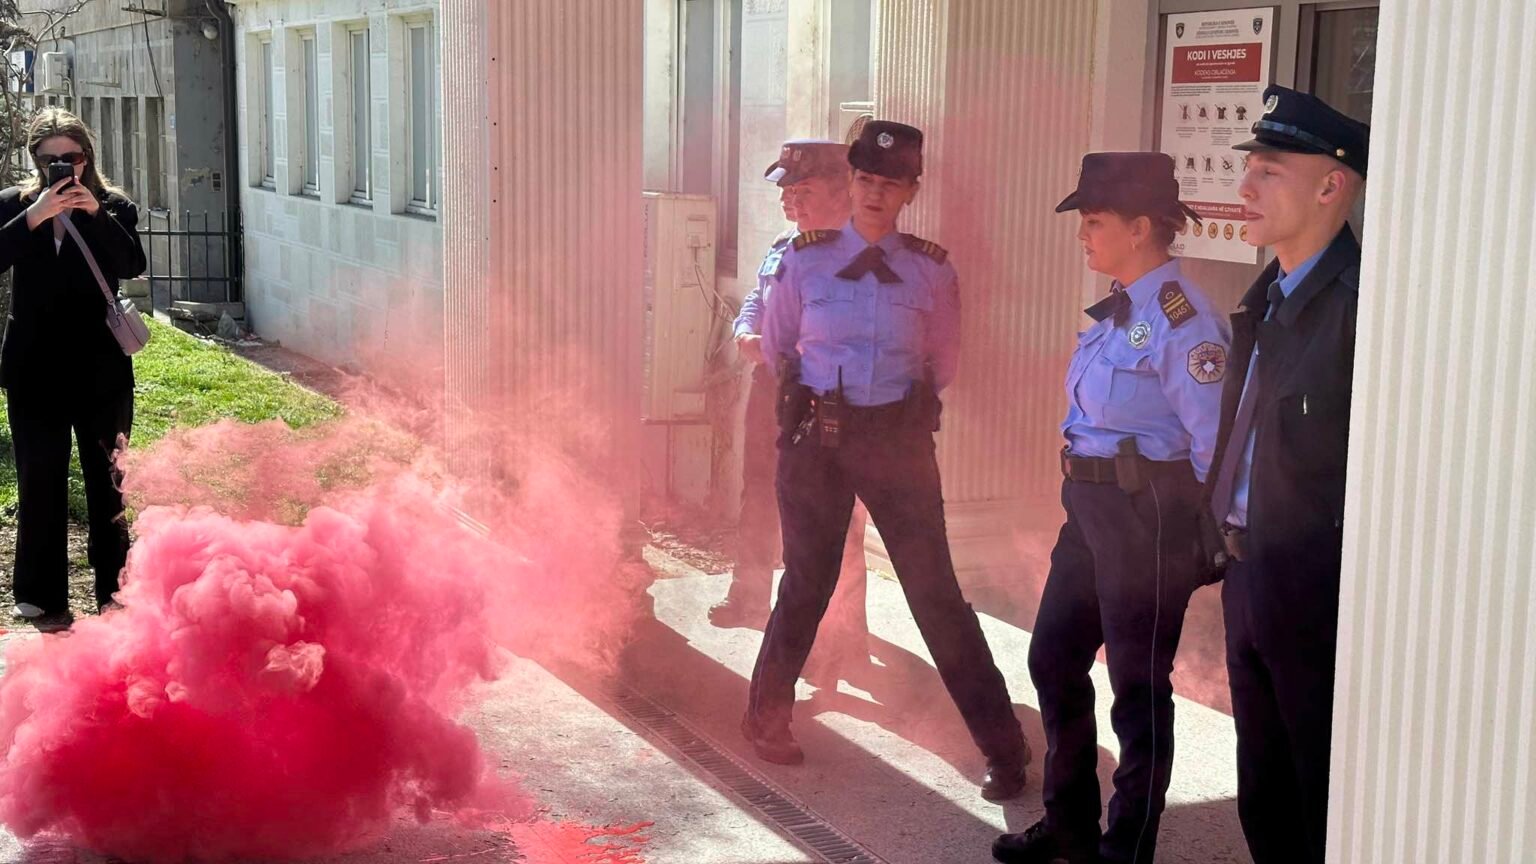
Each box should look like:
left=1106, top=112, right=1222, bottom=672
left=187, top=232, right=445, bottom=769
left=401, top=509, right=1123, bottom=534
left=1330, top=1, right=1536, bottom=861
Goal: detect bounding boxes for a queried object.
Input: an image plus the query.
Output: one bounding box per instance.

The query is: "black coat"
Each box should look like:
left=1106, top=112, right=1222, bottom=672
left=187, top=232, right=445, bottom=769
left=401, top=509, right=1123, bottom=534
left=1207, top=226, right=1360, bottom=629
left=0, top=186, right=147, bottom=392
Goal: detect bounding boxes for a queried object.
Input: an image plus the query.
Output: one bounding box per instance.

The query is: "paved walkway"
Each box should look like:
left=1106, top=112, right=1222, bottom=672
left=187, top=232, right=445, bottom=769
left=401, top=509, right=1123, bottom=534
left=0, top=548, right=1252, bottom=863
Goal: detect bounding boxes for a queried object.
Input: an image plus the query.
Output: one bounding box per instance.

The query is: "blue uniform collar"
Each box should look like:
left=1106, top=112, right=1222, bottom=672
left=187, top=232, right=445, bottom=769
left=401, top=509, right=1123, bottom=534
left=841, top=219, right=906, bottom=254
left=1112, top=258, right=1184, bottom=309
left=1276, top=247, right=1326, bottom=298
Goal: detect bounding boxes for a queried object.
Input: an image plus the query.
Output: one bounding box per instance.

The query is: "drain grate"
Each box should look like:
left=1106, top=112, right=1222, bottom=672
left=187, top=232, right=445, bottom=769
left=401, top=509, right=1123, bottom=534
left=606, top=684, right=888, bottom=864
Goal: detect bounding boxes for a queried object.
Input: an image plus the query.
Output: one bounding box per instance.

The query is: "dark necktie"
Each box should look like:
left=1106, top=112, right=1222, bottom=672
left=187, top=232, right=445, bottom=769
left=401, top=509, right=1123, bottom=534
left=835, top=245, right=902, bottom=284
left=1084, top=285, right=1131, bottom=327
left=1209, top=281, right=1286, bottom=523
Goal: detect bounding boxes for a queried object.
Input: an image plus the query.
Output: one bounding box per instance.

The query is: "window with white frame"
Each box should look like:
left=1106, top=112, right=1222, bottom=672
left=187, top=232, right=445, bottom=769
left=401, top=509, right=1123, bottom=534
left=301, top=31, right=320, bottom=195
left=349, top=26, right=371, bottom=202
left=259, top=37, right=275, bottom=187
left=405, top=18, right=437, bottom=214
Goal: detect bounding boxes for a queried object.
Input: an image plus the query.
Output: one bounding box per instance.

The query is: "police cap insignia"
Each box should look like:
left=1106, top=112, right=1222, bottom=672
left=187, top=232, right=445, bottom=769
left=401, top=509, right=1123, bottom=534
left=1264, top=94, right=1279, bottom=114
left=1158, top=281, right=1198, bottom=329
left=1188, top=341, right=1227, bottom=384
left=902, top=234, right=948, bottom=264
left=792, top=229, right=840, bottom=251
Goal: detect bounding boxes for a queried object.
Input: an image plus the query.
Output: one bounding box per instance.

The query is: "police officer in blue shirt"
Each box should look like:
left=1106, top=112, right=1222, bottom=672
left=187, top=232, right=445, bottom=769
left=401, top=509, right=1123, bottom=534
left=715, top=139, right=863, bottom=631
left=994, top=153, right=1230, bottom=864
left=1207, top=85, right=1368, bottom=864
left=718, top=139, right=874, bottom=686
left=741, top=121, right=1031, bottom=802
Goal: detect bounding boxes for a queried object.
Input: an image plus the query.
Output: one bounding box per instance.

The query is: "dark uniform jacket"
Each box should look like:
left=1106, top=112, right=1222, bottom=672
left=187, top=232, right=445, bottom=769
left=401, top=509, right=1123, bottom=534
left=0, top=186, right=146, bottom=392
left=1207, top=225, right=1360, bottom=634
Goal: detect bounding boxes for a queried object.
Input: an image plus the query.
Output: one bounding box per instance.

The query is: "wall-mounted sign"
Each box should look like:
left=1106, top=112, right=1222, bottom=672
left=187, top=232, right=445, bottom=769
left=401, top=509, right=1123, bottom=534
left=1160, top=7, right=1274, bottom=264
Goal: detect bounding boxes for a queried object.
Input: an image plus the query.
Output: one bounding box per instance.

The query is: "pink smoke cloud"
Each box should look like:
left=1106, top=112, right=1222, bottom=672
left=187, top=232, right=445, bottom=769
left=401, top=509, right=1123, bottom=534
left=0, top=414, right=648, bottom=861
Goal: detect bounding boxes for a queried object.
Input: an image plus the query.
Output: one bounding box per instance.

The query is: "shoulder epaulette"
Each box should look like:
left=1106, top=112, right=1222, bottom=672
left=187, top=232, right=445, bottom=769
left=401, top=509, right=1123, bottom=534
left=770, top=228, right=797, bottom=250
left=902, top=233, right=948, bottom=264
left=1157, top=281, right=1198, bottom=329
left=792, top=229, right=840, bottom=251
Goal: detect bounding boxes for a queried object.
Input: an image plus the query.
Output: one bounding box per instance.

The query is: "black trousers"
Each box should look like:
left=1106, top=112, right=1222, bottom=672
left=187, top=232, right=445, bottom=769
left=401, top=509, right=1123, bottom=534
left=730, top=366, right=782, bottom=608
left=746, top=422, right=1025, bottom=766
left=731, top=366, right=869, bottom=639
left=1029, top=470, right=1203, bottom=864
left=5, top=381, right=134, bottom=613
left=1223, top=557, right=1338, bottom=864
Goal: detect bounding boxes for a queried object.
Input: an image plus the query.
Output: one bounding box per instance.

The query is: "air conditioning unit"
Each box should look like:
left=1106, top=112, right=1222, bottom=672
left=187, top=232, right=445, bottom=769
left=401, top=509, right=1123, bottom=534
left=839, top=101, right=875, bottom=145
left=7, top=51, right=33, bottom=93
left=640, top=192, right=717, bottom=505
left=38, top=52, right=69, bottom=94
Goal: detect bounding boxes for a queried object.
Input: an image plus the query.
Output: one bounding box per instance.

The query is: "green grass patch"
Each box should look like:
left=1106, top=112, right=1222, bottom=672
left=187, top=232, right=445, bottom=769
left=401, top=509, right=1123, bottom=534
left=0, top=319, right=341, bottom=520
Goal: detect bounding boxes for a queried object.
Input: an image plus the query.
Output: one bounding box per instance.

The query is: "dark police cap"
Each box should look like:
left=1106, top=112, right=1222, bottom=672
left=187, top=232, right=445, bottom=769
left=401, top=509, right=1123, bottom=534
left=764, top=139, right=850, bottom=186
left=848, top=120, right=923, bottom=180
left=1055, top=152, right=1201, bottom=224
left=1233, top=85, right=1370, bottom=178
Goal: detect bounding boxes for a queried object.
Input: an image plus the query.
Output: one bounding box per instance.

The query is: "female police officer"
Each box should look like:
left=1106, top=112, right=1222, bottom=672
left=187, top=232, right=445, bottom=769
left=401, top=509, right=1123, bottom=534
left=993, top=153, right=1229, bottom=864
left=743, top=121, right=1031, bottom=802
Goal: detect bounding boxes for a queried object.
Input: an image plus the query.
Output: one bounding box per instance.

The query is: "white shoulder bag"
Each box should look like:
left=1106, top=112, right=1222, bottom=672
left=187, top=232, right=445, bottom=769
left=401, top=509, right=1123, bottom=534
left=59, top=210, right=150, bottom=356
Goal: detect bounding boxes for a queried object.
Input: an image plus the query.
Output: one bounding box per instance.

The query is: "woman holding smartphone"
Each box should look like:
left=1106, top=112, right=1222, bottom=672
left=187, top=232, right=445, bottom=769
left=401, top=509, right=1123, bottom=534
left=0, top=107, right=147, bottom=630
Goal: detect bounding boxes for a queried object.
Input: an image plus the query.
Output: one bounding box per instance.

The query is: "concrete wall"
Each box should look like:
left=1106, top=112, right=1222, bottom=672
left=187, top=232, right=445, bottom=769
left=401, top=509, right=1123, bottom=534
left=231, top=0, right=444, bottom=390
left=20, top=0, right=232, bottom=299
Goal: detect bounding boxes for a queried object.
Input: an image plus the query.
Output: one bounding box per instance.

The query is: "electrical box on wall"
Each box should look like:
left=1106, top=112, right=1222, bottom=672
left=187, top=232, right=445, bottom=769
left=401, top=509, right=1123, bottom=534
left=641, top=191, right=717, bottom=421
left=640, top=191, right=718, bottom=506
left=38, top=52, right=69, bottom=94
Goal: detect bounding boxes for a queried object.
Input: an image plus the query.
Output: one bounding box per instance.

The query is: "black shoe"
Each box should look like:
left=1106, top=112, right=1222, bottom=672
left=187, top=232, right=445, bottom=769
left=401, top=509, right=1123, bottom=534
left=709, top=597, right=769, bottom=629
left=740, top=714, right=804, bottom=765
left=992, top=820, right=1098, bottom=863
left=981, top=760, right=1029, bottom=801
left=32, top=611, right=74, bottom=634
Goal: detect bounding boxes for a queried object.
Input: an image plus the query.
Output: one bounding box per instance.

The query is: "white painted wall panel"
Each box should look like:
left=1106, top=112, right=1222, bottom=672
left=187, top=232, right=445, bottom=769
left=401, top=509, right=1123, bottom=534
left=1330, top=1, right=1536, bottom=861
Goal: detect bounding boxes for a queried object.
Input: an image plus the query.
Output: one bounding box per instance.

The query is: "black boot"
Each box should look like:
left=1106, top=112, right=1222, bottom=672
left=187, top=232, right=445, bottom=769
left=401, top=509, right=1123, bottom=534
left=993, top=819, right=1099, bottom=864
left=740, top=713, right=804, bottom=765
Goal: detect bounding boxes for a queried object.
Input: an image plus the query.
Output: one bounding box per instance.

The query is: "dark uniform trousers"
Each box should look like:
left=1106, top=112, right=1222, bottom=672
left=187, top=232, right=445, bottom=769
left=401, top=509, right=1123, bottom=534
left=1222, top=553, right=1338, bottom=864
left=6, top=378, right=134, bottom=612
left=746, top=420, right=1025, bottom=765
left=734, top=364, right=868, bottom=639
left=1030, top=466, right=1205, bottom=863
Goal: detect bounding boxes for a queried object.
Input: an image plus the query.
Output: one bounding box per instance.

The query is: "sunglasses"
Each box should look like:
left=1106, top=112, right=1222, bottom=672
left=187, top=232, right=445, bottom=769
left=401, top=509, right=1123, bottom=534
left=41, top=152, right=87, bottom=165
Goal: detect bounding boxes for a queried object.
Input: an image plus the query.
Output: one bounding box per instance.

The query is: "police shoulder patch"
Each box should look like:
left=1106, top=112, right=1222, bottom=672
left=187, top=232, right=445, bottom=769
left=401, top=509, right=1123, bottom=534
left=1187, top=341, right=1227, bottom=385
left=902, top=234, right=949, bottom=264
left=792, top=229, right=840, bottom=251
left=1157, top=281, right=1198, bottom=329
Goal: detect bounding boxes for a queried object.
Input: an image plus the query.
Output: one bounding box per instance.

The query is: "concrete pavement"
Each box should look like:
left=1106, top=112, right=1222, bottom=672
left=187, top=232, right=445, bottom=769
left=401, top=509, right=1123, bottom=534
left=0, top=546, right=1251, bottom=863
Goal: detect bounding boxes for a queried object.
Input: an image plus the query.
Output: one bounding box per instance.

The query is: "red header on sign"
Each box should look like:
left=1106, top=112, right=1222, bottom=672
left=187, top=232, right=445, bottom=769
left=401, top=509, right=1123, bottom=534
left=1171, top=42, right=1263, bottom=84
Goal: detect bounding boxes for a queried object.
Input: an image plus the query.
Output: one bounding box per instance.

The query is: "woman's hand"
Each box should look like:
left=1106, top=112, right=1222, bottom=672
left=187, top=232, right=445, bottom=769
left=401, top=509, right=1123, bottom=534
left=66, top=183, right=100, bottom=216
left=25, top=176, right=90, bottom=229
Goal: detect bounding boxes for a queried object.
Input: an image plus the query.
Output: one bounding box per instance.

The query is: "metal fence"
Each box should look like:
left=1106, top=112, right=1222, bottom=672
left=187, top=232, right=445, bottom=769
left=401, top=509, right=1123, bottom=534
left=141, top=208, right=243, bottom=311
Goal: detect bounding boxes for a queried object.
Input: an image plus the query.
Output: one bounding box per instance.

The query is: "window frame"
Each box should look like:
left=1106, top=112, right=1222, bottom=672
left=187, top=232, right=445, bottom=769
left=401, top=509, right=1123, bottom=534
left=299, top=29, right=321, bottom=197
left=258, top=34, right=276, bottom=189
left=403, top=15, right=437, bottom=217
left=347, top=24, right=373, bottom=205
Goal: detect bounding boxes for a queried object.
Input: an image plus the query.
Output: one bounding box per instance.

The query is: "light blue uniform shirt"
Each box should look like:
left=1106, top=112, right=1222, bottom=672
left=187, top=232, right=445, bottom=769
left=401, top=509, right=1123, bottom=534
left=1225, top=247, right=1326, bottom=526
left=734, top=230, right=796, bottom=339
left=760, top=221, right=961, bottom=407
left=1062, top=259, right=1231, bottom=481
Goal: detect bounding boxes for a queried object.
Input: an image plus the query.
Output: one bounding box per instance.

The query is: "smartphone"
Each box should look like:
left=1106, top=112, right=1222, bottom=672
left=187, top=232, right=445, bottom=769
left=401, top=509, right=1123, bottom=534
left=46, top=162, right=75, bottom=189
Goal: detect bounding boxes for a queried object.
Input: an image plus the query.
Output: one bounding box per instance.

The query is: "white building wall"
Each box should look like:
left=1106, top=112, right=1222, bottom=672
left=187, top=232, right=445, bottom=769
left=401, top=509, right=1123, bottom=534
left=1329, top=0, right=1536, bottom=861
left=231, top=0, right=444, bottom=392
